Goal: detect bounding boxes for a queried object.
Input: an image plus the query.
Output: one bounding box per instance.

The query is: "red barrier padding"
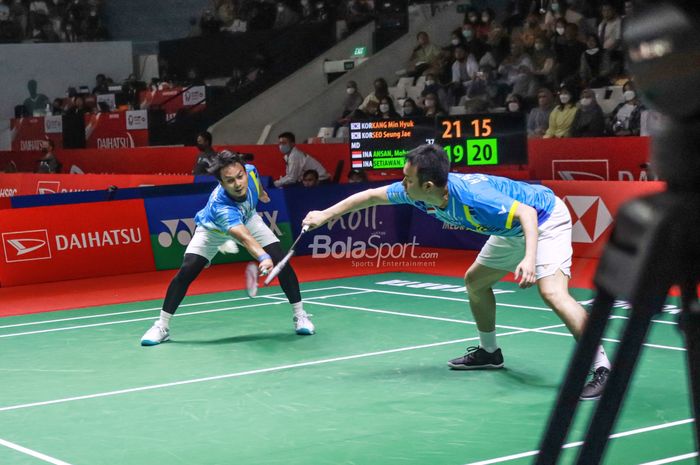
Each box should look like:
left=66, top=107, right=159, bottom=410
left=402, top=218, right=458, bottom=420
left=0, top=199, right=155, bottom=286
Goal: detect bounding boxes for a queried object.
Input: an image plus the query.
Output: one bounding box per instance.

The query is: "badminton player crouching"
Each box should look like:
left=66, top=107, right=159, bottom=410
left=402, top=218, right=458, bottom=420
left=140, top=150, right=314, bottom=346
left=302, top=144, right=609, bottom=400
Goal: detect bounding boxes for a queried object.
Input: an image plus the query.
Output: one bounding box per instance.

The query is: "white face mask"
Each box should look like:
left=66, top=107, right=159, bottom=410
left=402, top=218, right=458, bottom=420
left=556, top=27, right=565, bottom=35
left=277, top=5, right=284, bottom=12
left=379, top=104, right=390, bottom=113
left=346, top=87, right=356, bottom=95
left=534, top=43, right=545, bottom=51
left=424, top=98, right=435, bottom=107
left=560, top=94, right=571, bottom=104
left=425, top=80, right=435, bottom=86
left=586, top=47, right=599, bottom=55
left=507, top=102, right=520, bottom=112
left=580, top=97, right=592, bottom=106
left=451, top=38, right=460, bottom=46
left=624, top=90, right=636, bottom=101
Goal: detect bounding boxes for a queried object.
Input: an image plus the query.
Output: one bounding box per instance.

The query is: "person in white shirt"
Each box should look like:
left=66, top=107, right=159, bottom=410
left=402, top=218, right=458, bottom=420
left=274, top=132, right=330, bottom=187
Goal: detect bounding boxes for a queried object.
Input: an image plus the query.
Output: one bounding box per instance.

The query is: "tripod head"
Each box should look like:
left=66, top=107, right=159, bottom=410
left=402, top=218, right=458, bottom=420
left=625, top=1, right=700, bottom=191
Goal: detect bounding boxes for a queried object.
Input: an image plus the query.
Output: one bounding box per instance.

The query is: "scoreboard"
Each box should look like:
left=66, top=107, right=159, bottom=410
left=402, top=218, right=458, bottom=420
left=349, top=113, right=527, bottom=170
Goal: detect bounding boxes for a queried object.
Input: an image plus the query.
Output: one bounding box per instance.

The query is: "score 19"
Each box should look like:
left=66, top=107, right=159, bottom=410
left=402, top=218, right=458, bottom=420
left=441, top=118, right=493, bottom=139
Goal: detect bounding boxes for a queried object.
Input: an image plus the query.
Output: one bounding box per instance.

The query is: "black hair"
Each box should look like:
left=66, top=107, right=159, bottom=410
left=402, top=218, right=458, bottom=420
left=278, top=131, right=296, bottom=142
left=404, top=144, right=449, bottom=187
left=207, top=150, right=246, bottom=180
left=303, top=169, right=319, bottom=180
left=197, top=131, right=212, bottom=145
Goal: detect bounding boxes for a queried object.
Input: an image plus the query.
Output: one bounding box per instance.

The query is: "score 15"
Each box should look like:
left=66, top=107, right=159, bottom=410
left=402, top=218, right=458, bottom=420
left=441, top=117, right=498, bottom=166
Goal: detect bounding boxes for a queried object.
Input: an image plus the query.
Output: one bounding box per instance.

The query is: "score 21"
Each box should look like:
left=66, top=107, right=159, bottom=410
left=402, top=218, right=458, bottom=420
left=440, top=118, right=499, bottom=166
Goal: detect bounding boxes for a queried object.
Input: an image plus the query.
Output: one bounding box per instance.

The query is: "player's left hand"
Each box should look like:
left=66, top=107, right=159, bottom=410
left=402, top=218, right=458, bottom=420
left=515, top=258, right=536, bottom=289
left=259, top=191, right=271, bottom=203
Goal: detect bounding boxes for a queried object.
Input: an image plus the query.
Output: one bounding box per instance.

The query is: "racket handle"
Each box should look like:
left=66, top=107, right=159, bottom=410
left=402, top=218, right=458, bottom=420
left=301, top=224, right=310, bottom=233
left=263, top=251, right=294, bottom=286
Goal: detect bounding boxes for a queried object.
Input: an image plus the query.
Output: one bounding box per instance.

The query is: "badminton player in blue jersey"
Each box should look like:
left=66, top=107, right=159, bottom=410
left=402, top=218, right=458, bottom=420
left=141, top=151, right=314, bottom=346
left=303, top=144, right=609, bottom=400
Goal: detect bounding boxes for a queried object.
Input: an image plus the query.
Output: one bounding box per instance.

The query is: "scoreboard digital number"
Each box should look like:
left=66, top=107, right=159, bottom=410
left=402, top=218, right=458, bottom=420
left=349, top=113, right=526, bottom=170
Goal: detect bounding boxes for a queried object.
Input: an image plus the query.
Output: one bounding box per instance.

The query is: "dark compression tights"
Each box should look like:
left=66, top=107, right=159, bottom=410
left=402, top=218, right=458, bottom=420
left=162, top=241, right=301, bottom=315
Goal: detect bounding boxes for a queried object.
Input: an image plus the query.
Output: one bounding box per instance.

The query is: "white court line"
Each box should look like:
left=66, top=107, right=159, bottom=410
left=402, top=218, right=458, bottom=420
left=296, top=293, right=685, bottom=352
left=0, top=323, right=554, bottom=413
left=463, top=418, right=696, bottom=465
left=0, top=286, right=346, bottom=330
left=0, top=437, right=73, bottom=465
left=638, top=452, right=699, bottom=465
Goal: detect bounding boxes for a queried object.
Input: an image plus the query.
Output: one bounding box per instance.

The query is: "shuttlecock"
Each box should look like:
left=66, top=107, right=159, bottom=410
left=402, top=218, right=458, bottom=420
left=217, top=240, right=240, bottom=254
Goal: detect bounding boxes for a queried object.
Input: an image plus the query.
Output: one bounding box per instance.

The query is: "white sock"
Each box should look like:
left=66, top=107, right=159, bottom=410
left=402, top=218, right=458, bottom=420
left=479, top=330, right=498, bottom=353
left=593, top=345, right=611, bottom=371
left=158, top=310, right=172, bottom=329
left=292, top=302, right=305, bottom=316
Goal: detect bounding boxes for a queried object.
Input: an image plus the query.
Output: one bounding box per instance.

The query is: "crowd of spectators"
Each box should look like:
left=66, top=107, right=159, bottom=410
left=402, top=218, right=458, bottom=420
left=333, top=0, right=649, bottom=139
left=0, top=0, right=108, bottom=43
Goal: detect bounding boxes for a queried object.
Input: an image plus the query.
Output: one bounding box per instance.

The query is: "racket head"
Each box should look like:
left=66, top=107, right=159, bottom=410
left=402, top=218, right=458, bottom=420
left=245, top=262, right=259, bottom=297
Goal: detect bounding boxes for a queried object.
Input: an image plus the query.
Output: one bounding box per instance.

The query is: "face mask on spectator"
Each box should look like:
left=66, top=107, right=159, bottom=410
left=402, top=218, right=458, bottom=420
left=425, top=79, right=435, bottom=86
left=624, top=90, right=636, bottom=101
left=468, top=14, right=477, bottom=23
left=560, top=94, right=571, bottom=104
left=534, top=42, right=545, bottom=51
left=586, top=47, right=599, bottom=54
left=279, top=144, right=292, bottom=154
left=379, top=104, right=390, bottom=113
left=551, top=3, right=560, bottom=12
left=556, top=26, right=565, bottom=35
left=451, top=38, right=460, bottom=46
left=462, top=29, right=473, bottom=40
left=277, top=4, right=285, bottom=12
left=404, top=105, right=414, bottom=115
left=425, top=98, right=435, bottom=107
left=481, top=14, right=489, bottom=23
left=507, top=102, right=520, bottom=112
left=580, top=97, right=592, bottom=106
left=346, top=87, right=356, bottom=95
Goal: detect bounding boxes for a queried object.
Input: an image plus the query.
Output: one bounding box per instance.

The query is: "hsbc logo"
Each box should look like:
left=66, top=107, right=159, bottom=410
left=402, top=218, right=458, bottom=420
left=37, top=181, right=61, bottom=194
left=564, top=196, right=613, bottom=243
left=2, top=230, right=52, bottom=262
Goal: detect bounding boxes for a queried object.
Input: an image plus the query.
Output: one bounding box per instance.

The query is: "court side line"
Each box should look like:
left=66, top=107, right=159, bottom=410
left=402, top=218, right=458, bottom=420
left=294, top=296, right=685, bottom=352
left=0, top=323, right=559, bottom=413
left=638, top=452, right=699, bottom=465
left=0, top=437, right=73, bottom=465
left=0, top=286, right=346, bottom=330
left=336, top=286, right=679, bottom=326
left=462, top=418, right=696, bottom=465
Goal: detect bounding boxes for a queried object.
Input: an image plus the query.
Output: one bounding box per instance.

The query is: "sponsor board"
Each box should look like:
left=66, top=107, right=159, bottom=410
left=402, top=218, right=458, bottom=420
left=183, top=86, right=206, bottom=106
left=0, top=199, right=154, bottom=286
left=85, top=111, right=148, bottom=149
left=10, top=116, right=64, bottom=152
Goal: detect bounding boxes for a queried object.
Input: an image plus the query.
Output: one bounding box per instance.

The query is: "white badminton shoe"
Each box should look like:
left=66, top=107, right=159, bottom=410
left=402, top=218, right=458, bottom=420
left=140, top=322, right=170, bottom=346
left=294, top=313, right=315, bottom=335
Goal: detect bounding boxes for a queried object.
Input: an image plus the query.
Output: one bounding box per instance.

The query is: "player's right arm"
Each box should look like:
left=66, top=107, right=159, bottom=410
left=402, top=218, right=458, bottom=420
left=228, top=224, right=273, bottom=273
left=303, top=185, right=392, bottom=230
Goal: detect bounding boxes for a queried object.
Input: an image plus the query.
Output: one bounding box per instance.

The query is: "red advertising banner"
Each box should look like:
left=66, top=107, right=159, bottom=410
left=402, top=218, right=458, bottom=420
left=0, top=173, right=195, bottom=198
left=84, top=110, right=149, bottom=149
left=0, top=199, right=155, bottom=286
left=138, top=86, right=206, bottom=121
left=543, top=180, right=665, bottom=258
left=529, top=137, right=652, bottom=181
left=10, top=116, right=64, bottom=151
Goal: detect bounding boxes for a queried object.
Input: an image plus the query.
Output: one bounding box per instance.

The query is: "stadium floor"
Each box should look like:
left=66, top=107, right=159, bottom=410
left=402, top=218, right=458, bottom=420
left=0, top=272, right=695, bottom=465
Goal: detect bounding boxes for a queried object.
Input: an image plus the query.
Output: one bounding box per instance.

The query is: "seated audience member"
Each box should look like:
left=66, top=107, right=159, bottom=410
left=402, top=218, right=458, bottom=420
left=505, top=93, right=524, bottom=113
left=356, top=77, right=391, bottom=118
left=449, top=45, right=479, bottom=106
left=531, top=35, right=556, bottom=87
left=422, top=91, right=446, bottom=118
left=609, top=81, right=646, bottom=136
left=544, top=86, right=578, bottom=138
left=302, top=169, right=320, bottom=187
left=554, top=23, right=586, bottom=87
left=460, top=65, right=498, bottom=106
left=579, top=33, right=610, bottom=88
left=274, top=131, right=330, bottom=187
left=464, top=96, right=491, bottom=114
left=401, top=98, right=423, bottom=117
left=527, top=87, right=555, bottom=138
left=347, top=168, right=368, bottom=183
left=192, top=131, right=217, bottom=175
left=36, top=139, right=60, bottom=173
left=406, top=31, right=442, bottom=79
left=377, top=97, right=400, bottom=119
left=571, top=88, right=605, bottom=137
left=334, top=80, right=363, bottom=135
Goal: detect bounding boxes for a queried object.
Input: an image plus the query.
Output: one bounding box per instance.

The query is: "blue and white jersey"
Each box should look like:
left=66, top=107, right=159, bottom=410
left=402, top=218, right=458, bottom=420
left=194, top=164, right=264, bottom=234
left=386, top=173, right=555, bottom=237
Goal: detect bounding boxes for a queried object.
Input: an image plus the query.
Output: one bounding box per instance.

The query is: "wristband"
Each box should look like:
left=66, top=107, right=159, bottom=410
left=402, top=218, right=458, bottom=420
left=257, top=253, right=271, bottom=263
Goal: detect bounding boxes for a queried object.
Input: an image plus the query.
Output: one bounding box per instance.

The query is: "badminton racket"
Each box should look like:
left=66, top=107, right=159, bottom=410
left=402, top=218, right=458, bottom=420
left=263, top=225, right=309, bottom=287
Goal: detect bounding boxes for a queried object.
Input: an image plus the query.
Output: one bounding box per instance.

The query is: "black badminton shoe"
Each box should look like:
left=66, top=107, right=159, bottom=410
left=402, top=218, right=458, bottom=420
left=580, top=366, right=610, bottom=400
left=448, top=346, right=504, bottom=370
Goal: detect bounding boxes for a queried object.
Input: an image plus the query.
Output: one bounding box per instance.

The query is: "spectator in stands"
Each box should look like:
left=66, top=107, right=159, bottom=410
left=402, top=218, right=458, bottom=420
left=447, top=28, right=466, bottom=54
left=422, top=72, right=449, bottom=110
left=571, top=88, right=605, bottom=137
left=527, top=87, right=555, bottom=138
left=51, top=97, right=64, bottom=115
left=356, top=77, right=390, bottom=118
left=274, top=131, right=330, bottom=187
left=347, top=168, right=368, bottom=183
left=505, top=93, right=524, bottom=113
left=482, top=24, right=510, bottom=66
left=192, top=131, right=217, bottom=175
left=598, top=2, right=623, bottom=76
left=461, top=23, right=487, bottom=60
left=464, top=96, right=491, bottom=114
left=302, top=169, right=320, bottom=187
left=273, top=1, right=299, bottom=29
left=200, top=9, right=222, bottom=35
left=82, top=5, right=106, bottom=40
left=422, top=91, right=446, bottom=118
left=60, top=21, right=78, bottom=42
left=406, top=31, right=442, bottom=80
left=10, top=0, right=27, bottom=38
left=22, top=79, right=49, bottom=116
left=475, top=8, right=495, bottom=40
left=579, top=33, right=610, bottom=88
left=0, top=4, right=22, bottom=42
left=497, top=40, right=534, bottom=93
left=377, top=96, right=400, bottom=119
left=460, top=65, right=498, bottom=105
left=531, top=35, right=555, bottom=87
left=464, top=7, right=479, bottom=28
left=333, top=80, right=363, bottom=135
left=609, top=81, right=645, bottom=136
left=93, top=73, right=108, bottom=94
left=543, top=0, right=583, bottom=35
left=28, top=0, right=50, bottom=32
left=544, top=86, right=577, bottom=138
left=36, top=139, right=60, bottom=173
left=449, top=45, right=479, bottom=106
left=550, top=18, right=568, bottom=47
left=402, top=97, right=423, bottom=117
left=554, top=22, right=586, bottom=88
